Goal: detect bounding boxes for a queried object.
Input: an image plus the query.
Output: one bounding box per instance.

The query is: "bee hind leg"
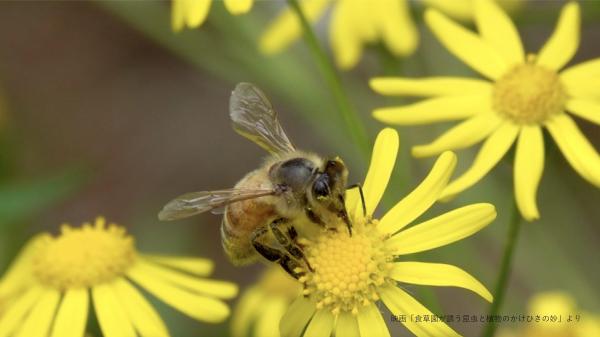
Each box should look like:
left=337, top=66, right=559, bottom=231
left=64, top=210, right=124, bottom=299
left=251, top=226, right=305, bottom=279
left=269, top=218, right=314, bottom=272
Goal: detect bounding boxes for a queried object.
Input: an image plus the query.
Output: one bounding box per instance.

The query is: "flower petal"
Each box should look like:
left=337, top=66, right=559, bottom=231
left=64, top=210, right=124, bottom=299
left=50, top=288, right=89, bottom=337
left=565, top=99, right=600, bottom=125
left=514, top=126, right=544, bottom=221
left=172, top=0, right=211, bottom=32
left=412, top=112, right=502, bottom=158
left=255, top=298, right=286, bottom=337
left=474, top=0, right=524, bottom=65
left=224, top=0, right=253, bottom=15
left=346, top=128, right=399, bottom=219
left=373, top=95, right=489, bottom=125
left=440, top=122, right=519, bottom=200
left=357, top=303, right=390, bottom=337
left=560, top=58, right=600, bottom=81
left=421, top=0, right=473, bottom=21
left=232, top=288, right=264, bottom=337
left=561, top=59, right=600, bottom=100
left=305, top=309, right=335, bottom=337
left=113, top=278, right=170, bottom=337
left=142, top=255, right=214, bottom=276
left=15, top=288, right=60, bottom=337
left=259, top=0, right=330, bottom=54
left=536, top=2, right=580, bottom=70
left=391, top=262, right=493, bottom=302
left=329, top=1, right=363, bottom=69
left=335, top=312, right=360, bottom=337
left=127, top=264, right=231, bottom=323
left=385, top=203, right=496, bottom=255
left=379, top=151, right=457, bottom=235
left=93, top=283, right=136, bottom=337
left=380, top=285, right=461, bottom=337
left=280, top=297, right=315, bottom=337
left=370, top=77, right=492, bottom=97
left=0, top=235, right=45, bottom=297
left=424, top=9, right=509, bottom=79
left=378, top=0, right=418, bottom=57
left=0, top=287, right=43, bottom=337
left=545, top=114, right=600, bottom=187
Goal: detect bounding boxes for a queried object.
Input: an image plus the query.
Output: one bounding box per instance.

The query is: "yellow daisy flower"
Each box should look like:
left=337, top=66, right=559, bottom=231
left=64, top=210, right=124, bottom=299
left=232, top=266, right=301, bottom=337
left=280, top=128, right=496, bottom=337
left=172, top=0, right=254, bottom=31
left=421, top=0, right=522, bottom=22
left=260, top=0, right=418, bottom=69
left=496, top=291, right=600, bottom=337
left=0, top=217, right=238, bottom=337
left=370, top=0, right=600, bottom=221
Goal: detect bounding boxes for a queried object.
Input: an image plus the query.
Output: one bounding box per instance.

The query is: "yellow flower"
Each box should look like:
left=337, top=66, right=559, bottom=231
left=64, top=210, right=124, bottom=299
left=421, top=0, right=523, bottom=22
left=0, top=217, right=238, bottom=337
left=232, top=266, right=301, bottom=337
left=280, top=129, right=496, bottom=337
left=496, top=291, right=600, bottom=337
left=260, top=0, right=418, bottom=69
left=172, top=0, right=254, bottom=31
left=371, top=1, right=600, bottom=221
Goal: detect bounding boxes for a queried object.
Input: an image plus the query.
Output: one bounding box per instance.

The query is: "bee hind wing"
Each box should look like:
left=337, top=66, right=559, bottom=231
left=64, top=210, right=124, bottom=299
left=229, top=83, right=296, bottom=155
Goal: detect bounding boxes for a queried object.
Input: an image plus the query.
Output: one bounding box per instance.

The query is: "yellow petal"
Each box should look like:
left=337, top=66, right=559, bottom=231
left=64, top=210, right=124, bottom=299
left=390, top=262, right=493, bottom=302
left=424, top=9, right=509, bottom=79
left=380, top=285, right=461, bottom=337
left=0, top=235, right=45, bottom=297
left=440, top=122, right=519, bottom=200
left=346, top=128, right=399, bottom=219
left=0, top=288, right=43, bottom=337
left=378, top=0, right=418, bottom=57
left=536, top=2, right=580, bottom=70
left=93, top=283, right=136, bottom=337
left=304, top=309, right=334, bottom=337
left=560, top=58, right=600, bottom=81
left=421, top=0, right=473, bottom=22
left=329, top=1, right=363, bottom=69
left=172, top=0, right=211, bottom=31
left=385, top=203, right=496, bottom=255
left=50, top=288, right=89, bottom=337
left=224, top=0, right=253, bottom=15
left=254, top=298, right=286, bottom=337
left=280, top=297, right=315, bottom=337
left=474, top=0, right=524, bottom=65
left=335, top=312, right=360, bottom=337
left=15, top=288, right=60, bottom=337
left=373, top=95, right=489, bottom=125
left=136, top=259, right=237, bottom=299
left=545, top=114, right=600, bottom=187
left=412, top=112, right=502, bottom=158
left=379, top=152, right=457, bottom=235
left=112, top=278, right=170, bottom=337
left=514, top=126, right=544, bottom=221
left=357, top=303, right=391, bottom=337
left=370, top=77, right=492, bottom=97
left=259, top=0, right=330, bottom=54
left=565, top=99, right=600, bottom=125
left=142, top=255, right=214, bottom=276
left=231, top=288, right=264, bottom=337
left=127, top=264, right=231, bottom=323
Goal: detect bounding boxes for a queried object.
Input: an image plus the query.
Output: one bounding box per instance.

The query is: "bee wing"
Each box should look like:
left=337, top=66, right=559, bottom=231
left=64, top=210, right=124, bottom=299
left=230, top=83, right=296, bottom=155
left=158, top=188, right=277, bottom=221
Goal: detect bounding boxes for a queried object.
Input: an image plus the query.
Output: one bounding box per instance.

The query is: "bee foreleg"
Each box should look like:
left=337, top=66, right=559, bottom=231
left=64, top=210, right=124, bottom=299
left=251, top=226, right=305, bottom=279
left=346, top=183, right=366, bottom=217
left=269, top=218, right=314, bottom=272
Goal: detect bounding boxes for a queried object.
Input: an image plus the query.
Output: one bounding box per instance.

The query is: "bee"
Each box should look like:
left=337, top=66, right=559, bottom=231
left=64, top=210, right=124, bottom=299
left=158, top=83, right=364, bottom=277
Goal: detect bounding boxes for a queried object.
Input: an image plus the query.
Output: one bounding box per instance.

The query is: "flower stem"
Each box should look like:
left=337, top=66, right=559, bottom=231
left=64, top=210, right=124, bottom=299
left=481, top=202, right=522, bottom=337
left=287, top=0, right=370, bottom=159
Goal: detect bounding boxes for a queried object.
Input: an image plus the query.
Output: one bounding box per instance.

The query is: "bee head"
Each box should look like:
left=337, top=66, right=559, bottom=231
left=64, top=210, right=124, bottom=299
left=310, top=157, right=350, bottom=224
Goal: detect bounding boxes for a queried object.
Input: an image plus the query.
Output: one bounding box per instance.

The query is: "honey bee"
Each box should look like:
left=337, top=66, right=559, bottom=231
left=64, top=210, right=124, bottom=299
left=158, top=83, right=364, bottom=277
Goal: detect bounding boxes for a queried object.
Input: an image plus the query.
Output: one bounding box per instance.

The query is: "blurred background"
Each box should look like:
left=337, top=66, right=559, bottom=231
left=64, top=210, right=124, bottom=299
left=0, top=1, right=598, bottom=336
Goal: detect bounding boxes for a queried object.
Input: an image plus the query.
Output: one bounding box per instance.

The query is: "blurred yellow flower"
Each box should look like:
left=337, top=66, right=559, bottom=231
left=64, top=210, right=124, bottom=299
left=172, top=0, right=254, bottom=31
left=496, top=291, right=600, bottom=337
left=371, top=1, right=600, bottom=221
left=422, top=0, right=522, bottom=22
left=260, top=0, right=418, bottom=69
left=280, top=129, right=496, bottom=337
left=232, top=266, right=301, bottom=337
left=0, top=217, right=238, bottom=337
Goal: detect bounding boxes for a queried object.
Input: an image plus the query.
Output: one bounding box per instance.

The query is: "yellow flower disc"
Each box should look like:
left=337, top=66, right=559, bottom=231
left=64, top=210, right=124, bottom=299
left=32, top=217, right=136, bottom=289
left=493, top=58, right=567, bottom=124
left=298, top=222, right=394, bottom=315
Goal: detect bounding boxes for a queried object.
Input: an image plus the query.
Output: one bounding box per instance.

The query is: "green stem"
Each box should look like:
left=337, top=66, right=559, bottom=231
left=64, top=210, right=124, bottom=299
left=287, top=0, right=370, bottom=160
left=481, top=202, right=522, bottom=337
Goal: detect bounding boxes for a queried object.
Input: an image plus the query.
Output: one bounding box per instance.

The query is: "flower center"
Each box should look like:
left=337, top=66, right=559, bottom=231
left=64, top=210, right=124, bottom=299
left=32, top=217, right=136, bottom=289
left=298, top=221, right=394, bottom=315
left=493, top=58, right=566, bottom=124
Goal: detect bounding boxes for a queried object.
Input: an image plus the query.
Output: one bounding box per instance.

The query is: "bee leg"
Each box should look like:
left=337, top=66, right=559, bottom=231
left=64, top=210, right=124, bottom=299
left=279, top=255, right=304, bottom=279
left=269, top=218, right=314, bottom=272
left=346, top=183, right=367, bottom=217
left=251, top=227, right=304, bottom=279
